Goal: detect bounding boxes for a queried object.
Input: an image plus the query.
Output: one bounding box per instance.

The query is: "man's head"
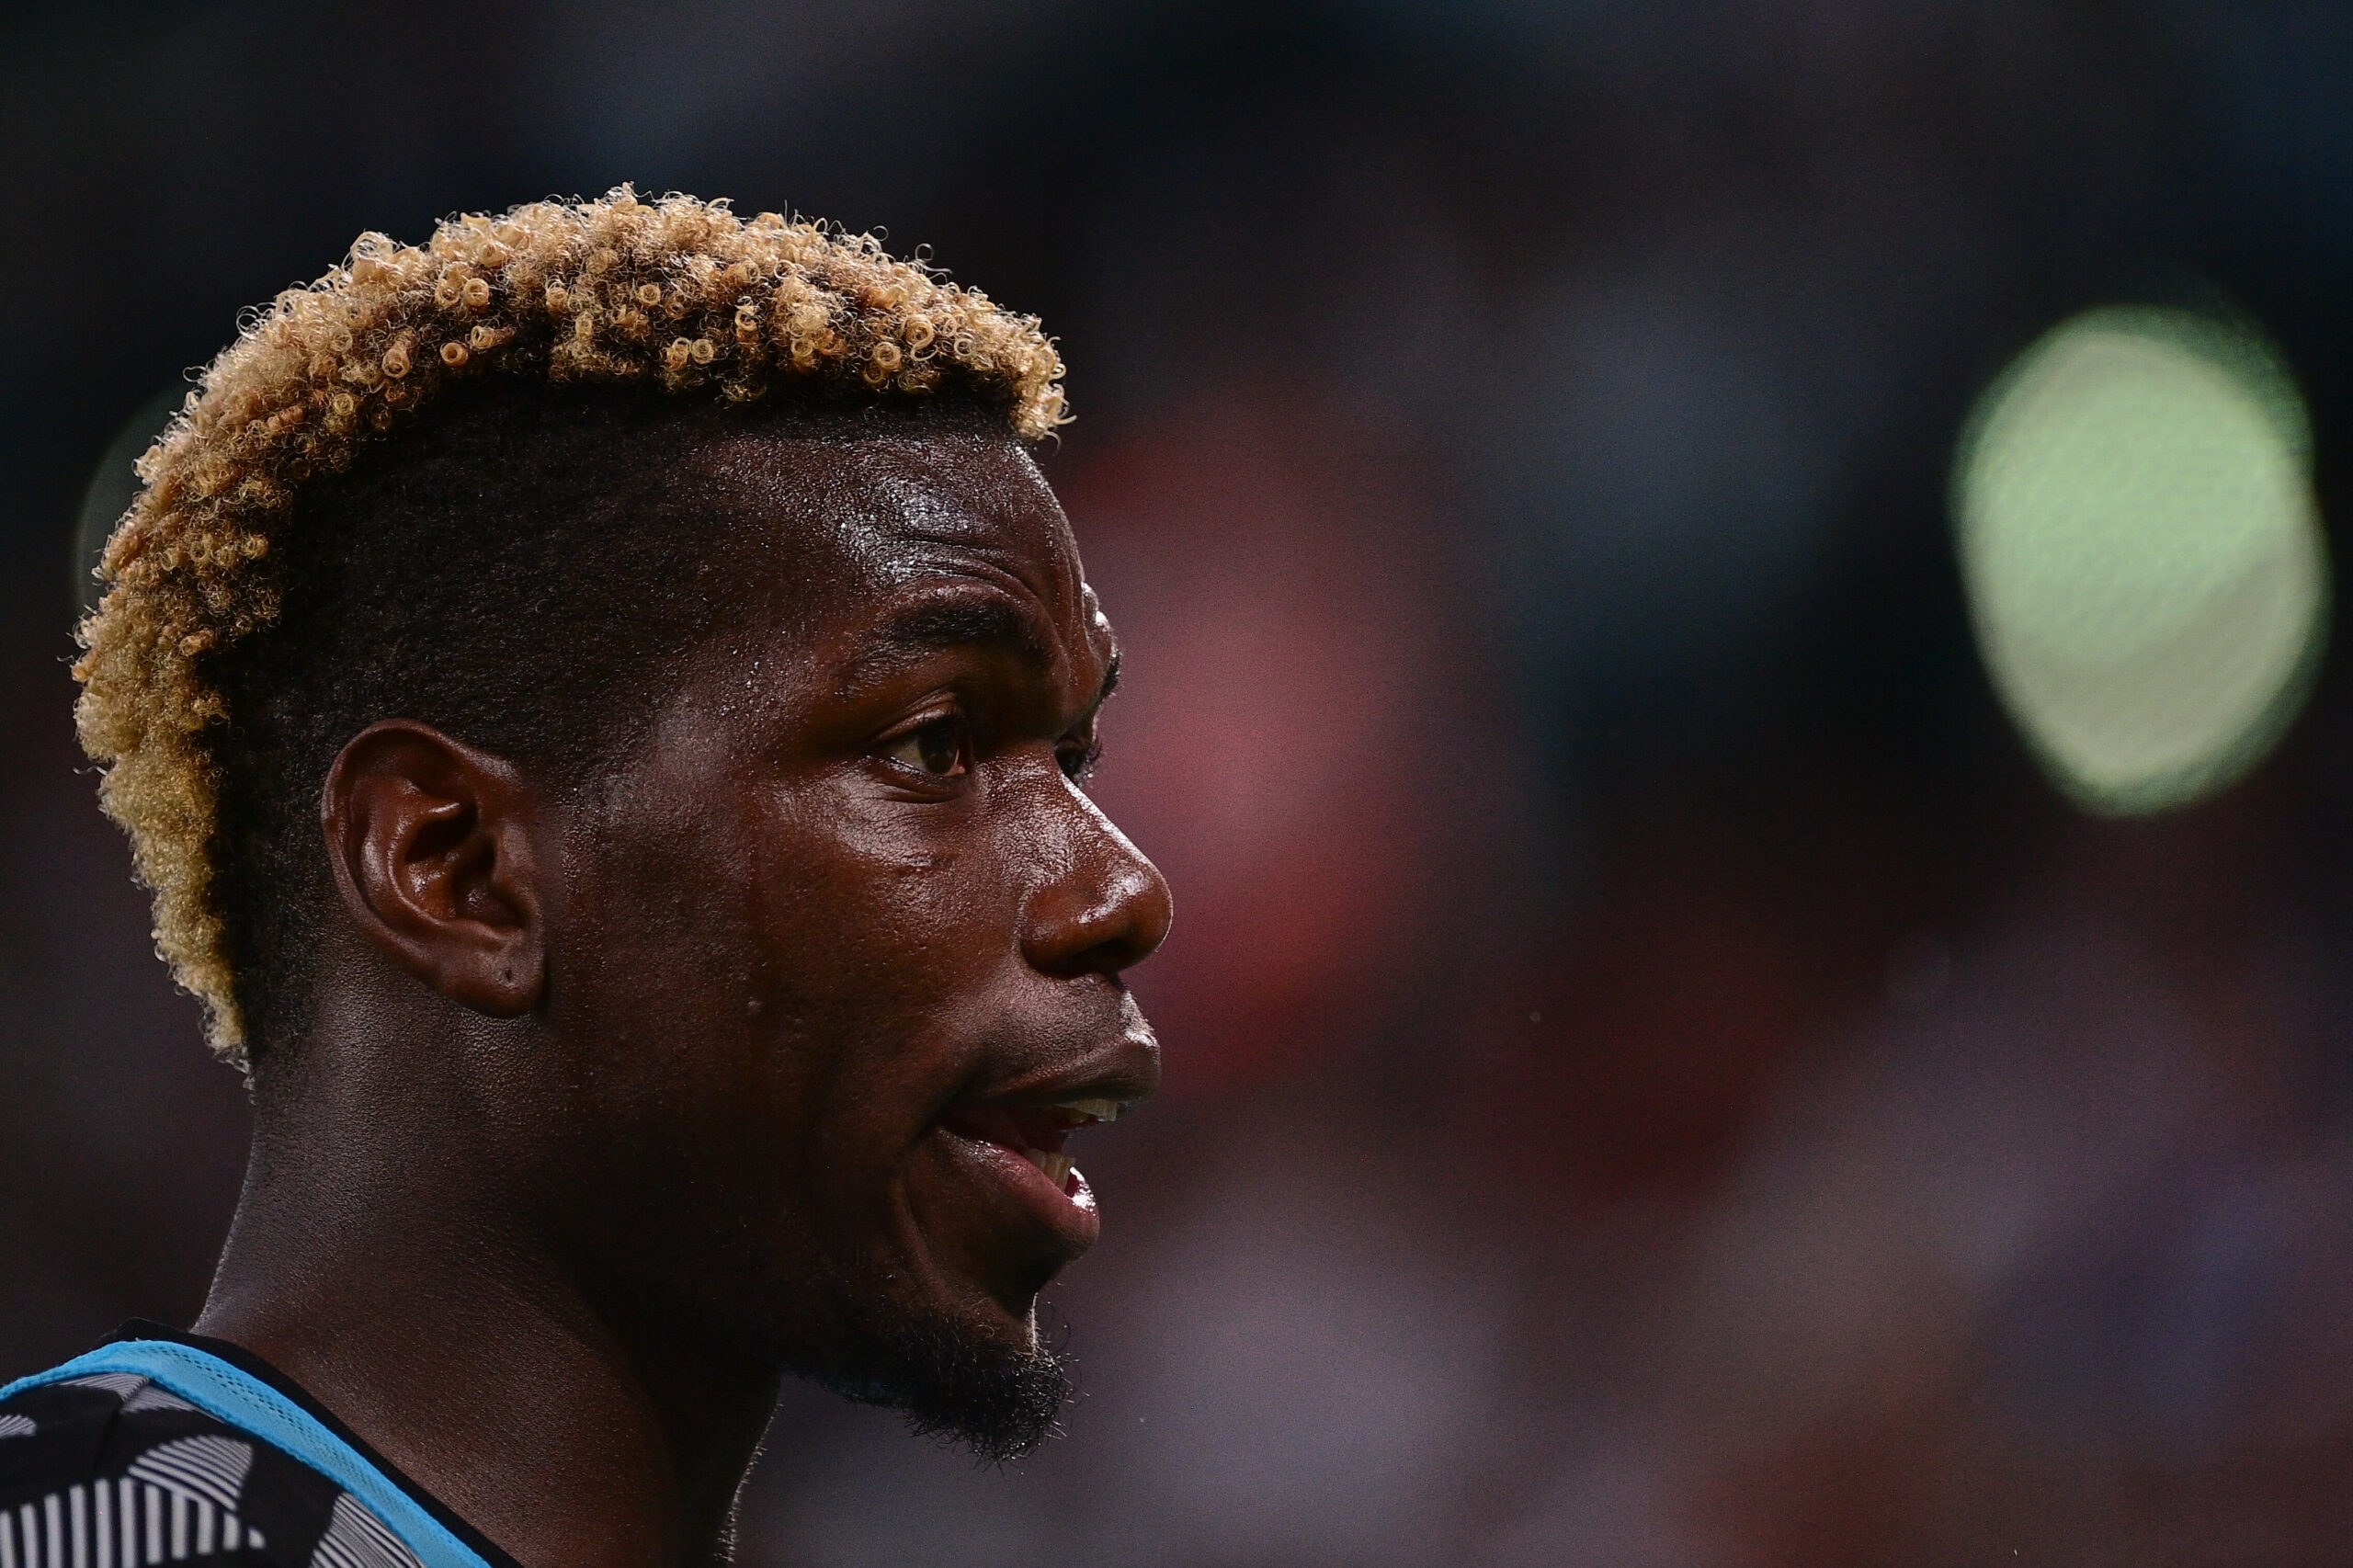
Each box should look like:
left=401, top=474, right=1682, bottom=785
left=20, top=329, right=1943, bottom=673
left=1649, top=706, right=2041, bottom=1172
left=74, top=191, right=1170, bottom=1458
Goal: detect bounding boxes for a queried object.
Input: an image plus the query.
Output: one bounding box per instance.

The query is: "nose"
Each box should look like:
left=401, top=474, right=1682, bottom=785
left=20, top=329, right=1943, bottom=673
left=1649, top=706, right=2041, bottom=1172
left=1020, top=786, right=1174, bottom=980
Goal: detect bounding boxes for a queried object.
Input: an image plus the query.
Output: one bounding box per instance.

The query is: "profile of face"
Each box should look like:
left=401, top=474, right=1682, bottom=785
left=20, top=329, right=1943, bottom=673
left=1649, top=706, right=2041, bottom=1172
left=333, top=420, right=1171, bottom=1459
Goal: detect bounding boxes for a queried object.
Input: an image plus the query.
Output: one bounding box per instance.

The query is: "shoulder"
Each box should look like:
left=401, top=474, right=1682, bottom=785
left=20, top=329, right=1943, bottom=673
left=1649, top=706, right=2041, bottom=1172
left=0, top=1370, right=425, bottom=1568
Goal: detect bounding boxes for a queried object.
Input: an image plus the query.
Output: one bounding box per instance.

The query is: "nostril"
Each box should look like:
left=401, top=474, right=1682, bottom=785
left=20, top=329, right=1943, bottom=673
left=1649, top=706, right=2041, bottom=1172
left=1021, top=787, right=1172, bottom=977
left=1022, top=858, right=1172, bottom=979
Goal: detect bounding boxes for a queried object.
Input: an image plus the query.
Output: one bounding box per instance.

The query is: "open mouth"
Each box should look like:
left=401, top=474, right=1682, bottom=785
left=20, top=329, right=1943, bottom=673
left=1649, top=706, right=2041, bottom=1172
left=936, top=1097, right=1127, bottom=1197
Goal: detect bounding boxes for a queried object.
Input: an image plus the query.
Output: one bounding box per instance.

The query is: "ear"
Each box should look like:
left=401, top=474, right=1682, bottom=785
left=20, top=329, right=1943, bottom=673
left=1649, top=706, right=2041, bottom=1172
left=321, top=720, right=546, bottom=1018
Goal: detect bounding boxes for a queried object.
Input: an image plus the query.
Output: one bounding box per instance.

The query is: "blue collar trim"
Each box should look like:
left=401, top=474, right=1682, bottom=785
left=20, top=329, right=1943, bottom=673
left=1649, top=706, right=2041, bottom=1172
left=0, top=1338, right=492, bottom=1568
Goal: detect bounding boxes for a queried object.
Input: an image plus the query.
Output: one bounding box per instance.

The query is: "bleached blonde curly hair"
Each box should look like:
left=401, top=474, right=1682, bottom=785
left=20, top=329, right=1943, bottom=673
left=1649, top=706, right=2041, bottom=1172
left=74, top=187, right=1070, bottom=1062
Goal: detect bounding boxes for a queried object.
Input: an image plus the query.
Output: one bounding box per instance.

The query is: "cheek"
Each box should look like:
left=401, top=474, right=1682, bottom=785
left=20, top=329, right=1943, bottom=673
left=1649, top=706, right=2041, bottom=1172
left=537, top=779, right=809, bottom=1181
left=744, top=792, right=1010, bottom=1021
left=551, top=751, right=1037, bottom=1187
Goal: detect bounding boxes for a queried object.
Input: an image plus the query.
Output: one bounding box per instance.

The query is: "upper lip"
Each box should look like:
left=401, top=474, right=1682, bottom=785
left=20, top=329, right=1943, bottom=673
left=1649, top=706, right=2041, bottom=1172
left=941, top=1023, right=1160, bottom=1125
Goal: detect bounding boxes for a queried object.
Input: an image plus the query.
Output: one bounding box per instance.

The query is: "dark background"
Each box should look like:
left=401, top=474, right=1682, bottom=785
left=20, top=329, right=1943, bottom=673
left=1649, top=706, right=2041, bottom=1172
left=7, top=2, right=2353, bottom=1562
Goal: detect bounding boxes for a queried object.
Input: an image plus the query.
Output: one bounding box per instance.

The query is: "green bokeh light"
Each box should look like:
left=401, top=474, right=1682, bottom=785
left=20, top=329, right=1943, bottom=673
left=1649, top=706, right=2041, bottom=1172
left=1954, top=306, right=2327, bottom=815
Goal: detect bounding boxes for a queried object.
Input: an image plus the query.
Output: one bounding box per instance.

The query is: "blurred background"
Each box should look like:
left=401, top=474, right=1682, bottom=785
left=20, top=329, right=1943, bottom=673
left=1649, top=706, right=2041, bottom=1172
left=7, top=1, right=2353, bottom=1562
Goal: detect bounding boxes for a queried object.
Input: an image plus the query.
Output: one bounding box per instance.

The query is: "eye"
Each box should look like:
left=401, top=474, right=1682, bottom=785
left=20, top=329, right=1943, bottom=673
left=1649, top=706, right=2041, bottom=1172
left=881, top=715, right=969, bottom=778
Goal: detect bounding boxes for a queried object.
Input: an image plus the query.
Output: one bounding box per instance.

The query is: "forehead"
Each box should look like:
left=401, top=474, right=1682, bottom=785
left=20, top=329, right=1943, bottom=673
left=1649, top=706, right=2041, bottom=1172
left=671, top=417, right=1108, bottom=673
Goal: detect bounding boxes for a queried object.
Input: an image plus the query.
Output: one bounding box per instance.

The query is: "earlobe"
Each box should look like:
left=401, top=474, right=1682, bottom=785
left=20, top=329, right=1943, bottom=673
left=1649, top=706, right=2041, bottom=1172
left=321, top=720, right=547, bottom=1019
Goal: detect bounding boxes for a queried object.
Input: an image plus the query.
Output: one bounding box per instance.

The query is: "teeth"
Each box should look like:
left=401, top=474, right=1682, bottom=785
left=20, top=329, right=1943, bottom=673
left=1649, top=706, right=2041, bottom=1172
left=1026, top=1149, right=1075, bottom=1187
left=1057, top=1097, right=1125, bottom=1123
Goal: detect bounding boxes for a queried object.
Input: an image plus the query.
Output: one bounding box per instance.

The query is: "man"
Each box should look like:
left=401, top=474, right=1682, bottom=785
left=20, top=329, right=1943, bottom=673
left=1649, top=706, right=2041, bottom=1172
left=0, top=188, right=1172, bottom=1568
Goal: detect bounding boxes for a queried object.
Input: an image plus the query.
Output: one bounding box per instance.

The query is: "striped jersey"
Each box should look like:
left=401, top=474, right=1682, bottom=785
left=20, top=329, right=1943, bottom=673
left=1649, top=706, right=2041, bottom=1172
left=0, top=1327, right=517, bottom=1568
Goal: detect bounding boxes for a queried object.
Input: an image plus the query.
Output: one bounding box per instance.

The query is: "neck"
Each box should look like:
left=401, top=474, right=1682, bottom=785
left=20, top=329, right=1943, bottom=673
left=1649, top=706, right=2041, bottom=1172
left=196, top=1026, right=783, bottom=1568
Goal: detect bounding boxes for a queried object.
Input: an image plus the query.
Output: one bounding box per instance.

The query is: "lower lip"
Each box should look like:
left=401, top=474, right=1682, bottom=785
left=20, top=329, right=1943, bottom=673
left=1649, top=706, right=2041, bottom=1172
left=937, top=1131, right=1102, bottom=1256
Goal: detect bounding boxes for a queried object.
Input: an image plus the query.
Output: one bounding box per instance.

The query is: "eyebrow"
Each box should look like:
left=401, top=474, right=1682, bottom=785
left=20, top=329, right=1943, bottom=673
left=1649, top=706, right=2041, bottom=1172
left=845, top=593, right=1120, bottom=707
left=856, top=596, right=1053, bottom=675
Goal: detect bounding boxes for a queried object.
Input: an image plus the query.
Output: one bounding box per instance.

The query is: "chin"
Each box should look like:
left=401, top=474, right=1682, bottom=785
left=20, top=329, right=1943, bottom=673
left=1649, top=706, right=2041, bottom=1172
left=779, top=1256, right=1074, bottom=1462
